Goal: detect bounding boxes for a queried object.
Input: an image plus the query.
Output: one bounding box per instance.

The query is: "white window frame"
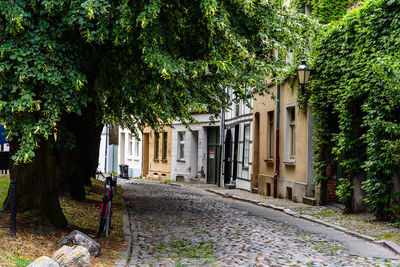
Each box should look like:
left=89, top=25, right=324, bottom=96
left=243, top=124, right=250, bottom=168
left=285, top=104, right=296, bottom=164
left=178, top=132, right=185, bottom=161
left=128, top=133, right=133, bottom=157
left=134, top=138, right=140, bottom=158
left=268, top=111, right=274, bottom=159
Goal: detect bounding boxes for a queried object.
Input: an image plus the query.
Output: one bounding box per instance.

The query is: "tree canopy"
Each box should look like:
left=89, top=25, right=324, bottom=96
left=0, top=0, right=314, bottom=164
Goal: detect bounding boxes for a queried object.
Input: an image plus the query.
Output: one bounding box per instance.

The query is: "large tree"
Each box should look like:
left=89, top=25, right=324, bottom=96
left=0, top=0, right=314, bottom=227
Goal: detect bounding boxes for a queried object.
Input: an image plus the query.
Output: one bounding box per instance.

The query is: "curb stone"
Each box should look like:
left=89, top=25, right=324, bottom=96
left=202, top=187, right=400, bottom=256
left=378, top=241, right=400, bottom=255
left=115, top=197, right=132, bottom=267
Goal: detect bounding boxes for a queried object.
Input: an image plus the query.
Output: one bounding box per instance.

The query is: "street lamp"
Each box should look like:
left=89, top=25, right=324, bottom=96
left=296, top=59, right=312, bottom=87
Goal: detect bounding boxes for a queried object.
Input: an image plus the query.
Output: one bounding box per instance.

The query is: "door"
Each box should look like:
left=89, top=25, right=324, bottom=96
left=207, top=127, right=220, bottom=184
left=252, top=113, right=260, bottom=189
left=232, top=124, right=239, bottom=181
left=142, top=133, right=149, bottom=177
left=190, top=131, right=199, bottom=180
left=224, top=129, right=232, bottom=185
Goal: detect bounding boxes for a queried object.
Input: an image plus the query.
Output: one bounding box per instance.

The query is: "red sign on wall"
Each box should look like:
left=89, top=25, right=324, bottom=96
left=209, top=150, right=215, bottom=159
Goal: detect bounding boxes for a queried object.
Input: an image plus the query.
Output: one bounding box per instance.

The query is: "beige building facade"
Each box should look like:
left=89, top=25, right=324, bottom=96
left=252, top=81, right=317, bottom=204
left=142, top=126, right=172, bottom=180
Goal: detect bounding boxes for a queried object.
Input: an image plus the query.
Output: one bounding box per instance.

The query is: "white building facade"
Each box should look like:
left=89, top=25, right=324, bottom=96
left=98, top=125, right=142, bottom=177
left=170, top=113, right=220, bottom=184
left=98, top=125, right=118, bottom=174
left=221, top=89, right=253, bottom=191
left=118, top=128, right=142, bottom=178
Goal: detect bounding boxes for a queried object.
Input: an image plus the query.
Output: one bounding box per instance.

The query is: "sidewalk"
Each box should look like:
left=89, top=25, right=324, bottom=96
left=178, top=183, right=400, bottom=255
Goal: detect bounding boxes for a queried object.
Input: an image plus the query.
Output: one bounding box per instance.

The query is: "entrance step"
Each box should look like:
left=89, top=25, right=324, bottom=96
left=224, top=183, right=236, bottom=189
left=252, top=187, right=258, bottom=193
left=303, top=196, right=317, bottom=206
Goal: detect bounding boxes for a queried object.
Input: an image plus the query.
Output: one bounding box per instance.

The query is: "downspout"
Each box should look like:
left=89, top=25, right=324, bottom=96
left=273, top=51, right=281, bottom=198
left=273, top=83, right=280, bottom=198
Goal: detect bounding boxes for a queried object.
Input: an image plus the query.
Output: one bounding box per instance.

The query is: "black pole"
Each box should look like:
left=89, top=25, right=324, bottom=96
left=9, top=179, right=16, bottom=237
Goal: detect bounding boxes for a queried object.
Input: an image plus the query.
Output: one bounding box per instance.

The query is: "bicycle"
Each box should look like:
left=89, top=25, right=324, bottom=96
left=98, top=175, right=117, bottom=237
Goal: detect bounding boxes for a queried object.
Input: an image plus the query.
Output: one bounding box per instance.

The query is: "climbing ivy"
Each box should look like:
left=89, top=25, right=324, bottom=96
left=290, top=0, right=357, bottom=24
left=301, top=0, right=400, bottom=220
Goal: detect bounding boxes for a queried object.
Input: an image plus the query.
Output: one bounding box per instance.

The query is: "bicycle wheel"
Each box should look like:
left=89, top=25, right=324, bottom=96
left=98, top=198, right=108, bottom=237
left=104, top=201, right=112, bottom=237
left=98, top=217, right=106, bottom=237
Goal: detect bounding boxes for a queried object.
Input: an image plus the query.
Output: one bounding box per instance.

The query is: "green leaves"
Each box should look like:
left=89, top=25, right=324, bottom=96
left=302, top=0, right=400, bottom=220
left=0, top=0, right=313, bottom=165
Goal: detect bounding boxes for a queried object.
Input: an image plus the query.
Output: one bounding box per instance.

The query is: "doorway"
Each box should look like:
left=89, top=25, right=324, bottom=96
left=190, top=131, right=199, bottom=180
left=232, top=124, right=239, bottom=182
left=142, top=133, right=149, bottom=177
left=252, top=113, right=260, bottom=190
left=207, top=127, right=220, bottom=184
left=224, top=129, right=232, bottom=185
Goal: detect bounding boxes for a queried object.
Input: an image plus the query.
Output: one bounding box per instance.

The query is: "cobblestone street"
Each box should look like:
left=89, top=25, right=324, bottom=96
left=123, top=180, right=400, bottom=266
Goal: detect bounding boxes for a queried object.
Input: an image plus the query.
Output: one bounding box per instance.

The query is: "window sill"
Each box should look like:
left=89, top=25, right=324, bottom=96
left=283, top=160, right=296, bottom=166
left=153, top=159, right=159, bottom=162
left=264, top=158, right=274, bottom=163
left=161, top=159, right=168, bottom=162
left=177, top=159, right=185, bottom=162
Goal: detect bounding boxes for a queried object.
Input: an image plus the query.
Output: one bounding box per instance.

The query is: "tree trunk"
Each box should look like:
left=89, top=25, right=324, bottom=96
left=10, top=140, right=67, bottom=228
left=58, top=103, right=103, bottom=200
left=7, top=96, right=103, bottom=227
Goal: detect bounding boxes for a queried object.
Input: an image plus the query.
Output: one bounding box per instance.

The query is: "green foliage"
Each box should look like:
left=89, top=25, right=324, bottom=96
left=0, top=0, right=315, bottom=163
left=0, top=175, right=10, bottom=208
left=336, top=177, right=353, bottom=201
left=301, top=0, right=400, bottom=220
left=290, top=0, right=357, bottom=24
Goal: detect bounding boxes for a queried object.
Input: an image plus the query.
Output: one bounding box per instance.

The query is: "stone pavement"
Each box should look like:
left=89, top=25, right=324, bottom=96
left=189, top=184, right=400, bottom=255
left=118, top=179, right=400, bottom=266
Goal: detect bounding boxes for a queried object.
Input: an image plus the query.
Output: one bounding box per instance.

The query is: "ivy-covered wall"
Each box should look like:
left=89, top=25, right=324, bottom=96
left=291, top=0, right=357, bottom=24
left=301, top=0, right=400, bottom=221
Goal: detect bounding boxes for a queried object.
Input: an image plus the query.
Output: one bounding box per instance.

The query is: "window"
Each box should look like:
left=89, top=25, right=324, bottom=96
left=154, top=133, right=159, bottom=159
left=288, top=107, right=296, bottom=158
left=135, top=138, right=140, bottom=157
left=268, top=111, right=274, bottom=158
left=286, top=51, right=293, bottom=64
left=162, top=132, right=168, bottom=160
left=129, top=134, right=133, bottom=156
left=243, top=125, right=250, bottom=167
left=178, top=132, right=185, bottom=160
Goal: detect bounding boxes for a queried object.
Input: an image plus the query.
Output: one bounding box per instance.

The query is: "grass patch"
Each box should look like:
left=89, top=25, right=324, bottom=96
left=0, top=175, right=10, bottom=208
left=0, top=176, right=126, bottom=266
left=155, top=239, right=216, bottom=260
left=61, top=178, right=125, bottom=265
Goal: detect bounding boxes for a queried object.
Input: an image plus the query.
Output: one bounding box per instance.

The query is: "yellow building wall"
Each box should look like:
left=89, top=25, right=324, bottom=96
left=252, top=81, right=310, bottom=199
left=143, top=126, right=172, bottom=180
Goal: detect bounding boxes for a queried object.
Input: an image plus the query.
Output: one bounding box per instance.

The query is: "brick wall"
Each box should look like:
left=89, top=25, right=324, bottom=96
left=326, top=177, right=337, bottom=202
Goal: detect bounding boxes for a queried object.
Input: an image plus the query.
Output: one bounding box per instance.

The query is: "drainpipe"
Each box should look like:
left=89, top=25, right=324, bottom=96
left=274, top=82, right=280, bottom=198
